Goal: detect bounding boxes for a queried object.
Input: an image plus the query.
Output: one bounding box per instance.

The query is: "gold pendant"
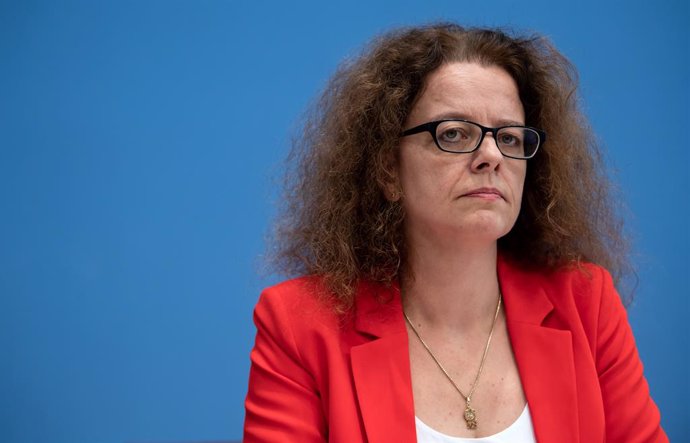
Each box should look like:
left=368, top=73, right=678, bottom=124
left=463, top=404, right=478, bottom=430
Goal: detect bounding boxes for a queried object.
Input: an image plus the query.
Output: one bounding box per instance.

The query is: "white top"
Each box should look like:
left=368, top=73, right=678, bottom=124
left=415, top=405, right=537, bottom=443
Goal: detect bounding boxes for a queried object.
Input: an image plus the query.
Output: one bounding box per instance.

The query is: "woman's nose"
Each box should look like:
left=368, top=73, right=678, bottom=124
left=471, top=133, right=503, bottom=172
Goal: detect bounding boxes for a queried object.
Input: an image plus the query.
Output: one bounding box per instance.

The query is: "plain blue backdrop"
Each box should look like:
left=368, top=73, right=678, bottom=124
left=1, top=1, right=688, bottom=442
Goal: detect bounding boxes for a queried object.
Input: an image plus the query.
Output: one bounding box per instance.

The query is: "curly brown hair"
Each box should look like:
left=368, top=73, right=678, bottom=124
left=271, top=22, right=630, bottom=311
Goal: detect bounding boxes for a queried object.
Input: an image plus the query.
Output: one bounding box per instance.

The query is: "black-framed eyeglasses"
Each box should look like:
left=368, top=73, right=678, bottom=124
left=401, top=119, right=546, bottom=160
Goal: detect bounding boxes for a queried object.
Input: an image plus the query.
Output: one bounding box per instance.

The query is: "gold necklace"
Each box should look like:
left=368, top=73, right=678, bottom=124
left=403, top=292, right=502, bottom=431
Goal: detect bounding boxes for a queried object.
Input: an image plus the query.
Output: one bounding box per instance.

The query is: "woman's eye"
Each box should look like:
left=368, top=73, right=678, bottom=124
left=499, top=133, right=521, bottom=146
left=440, top=128, right=467, bottom=142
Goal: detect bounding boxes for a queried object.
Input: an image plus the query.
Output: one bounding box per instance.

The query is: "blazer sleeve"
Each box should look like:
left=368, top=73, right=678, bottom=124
left=594, top=269, right=668, bottom=443
left=243, top=290, right=327, bottom=443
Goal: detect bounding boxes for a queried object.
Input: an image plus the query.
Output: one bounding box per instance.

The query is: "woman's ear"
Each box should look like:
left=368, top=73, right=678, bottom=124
left=380, top=149, right=402, bottom=202
left=385, top=185, right=401, bottom=202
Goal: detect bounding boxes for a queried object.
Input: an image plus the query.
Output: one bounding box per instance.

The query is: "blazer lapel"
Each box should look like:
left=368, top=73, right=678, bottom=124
left=498, top=258, right=579, bottom=443
left=350, top=281, right=417, bottom=443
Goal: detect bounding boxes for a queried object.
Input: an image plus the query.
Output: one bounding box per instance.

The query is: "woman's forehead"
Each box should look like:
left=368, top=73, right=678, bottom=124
left=410, top=62, right=525, bottom=125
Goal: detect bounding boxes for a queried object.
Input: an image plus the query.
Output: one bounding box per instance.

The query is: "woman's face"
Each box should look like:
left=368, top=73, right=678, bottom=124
left=396, top=62, right=527, bottom=249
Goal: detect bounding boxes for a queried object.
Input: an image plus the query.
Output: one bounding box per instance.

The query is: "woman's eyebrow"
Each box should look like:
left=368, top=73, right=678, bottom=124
left=428, top=112, right=525, bottom=127
left=428, top=111, right=473, bottom=121
left=494, top=119, right=526, bottom=127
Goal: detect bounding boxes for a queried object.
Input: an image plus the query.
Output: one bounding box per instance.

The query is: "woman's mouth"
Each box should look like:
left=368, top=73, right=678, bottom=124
left=461, top=187, right=504, bottom=200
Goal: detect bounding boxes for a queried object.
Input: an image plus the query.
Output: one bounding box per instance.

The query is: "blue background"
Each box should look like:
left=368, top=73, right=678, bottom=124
left=1, top=1, right=687, bottom=442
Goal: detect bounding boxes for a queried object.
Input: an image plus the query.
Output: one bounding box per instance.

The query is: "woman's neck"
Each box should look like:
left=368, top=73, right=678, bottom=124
left=401, top=239, right=501, bottom=333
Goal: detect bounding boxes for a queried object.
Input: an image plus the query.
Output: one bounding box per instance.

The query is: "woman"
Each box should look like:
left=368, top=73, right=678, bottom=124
left=243, top=23, right=667, bottom=442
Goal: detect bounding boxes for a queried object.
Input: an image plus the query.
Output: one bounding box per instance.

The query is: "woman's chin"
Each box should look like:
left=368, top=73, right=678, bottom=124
left=455, top=214, right=515, bottom=241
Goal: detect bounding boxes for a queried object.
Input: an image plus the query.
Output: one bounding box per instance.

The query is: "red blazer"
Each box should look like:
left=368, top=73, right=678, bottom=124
left=244, top=257, right=667, bottom=442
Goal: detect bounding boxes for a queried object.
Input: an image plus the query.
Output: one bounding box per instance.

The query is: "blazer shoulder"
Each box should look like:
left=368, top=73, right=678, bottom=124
left=547, top=262, right=616, bottom=307
left=502, top=258, right=614, bottom=306
left=260, top=275, right=330, bottom=306
left=255, top=276, right=345, bottom=337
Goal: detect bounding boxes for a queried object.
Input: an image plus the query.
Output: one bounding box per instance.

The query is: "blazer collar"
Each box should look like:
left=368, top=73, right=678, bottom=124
left=497, top=255, right=554, bottom=324
left=352, top=279, right=406, bottom=338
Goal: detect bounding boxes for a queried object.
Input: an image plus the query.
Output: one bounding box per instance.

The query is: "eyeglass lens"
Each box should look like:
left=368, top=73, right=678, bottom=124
left=435, top=121, right=540, bottom=158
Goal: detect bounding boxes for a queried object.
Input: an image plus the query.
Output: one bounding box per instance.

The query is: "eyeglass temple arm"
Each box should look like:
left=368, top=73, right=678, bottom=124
left=401, top=122, right=436, bottom=137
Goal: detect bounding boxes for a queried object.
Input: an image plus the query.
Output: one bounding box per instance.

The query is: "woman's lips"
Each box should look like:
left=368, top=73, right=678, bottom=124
left=461, top=187, right=504, bottom=200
